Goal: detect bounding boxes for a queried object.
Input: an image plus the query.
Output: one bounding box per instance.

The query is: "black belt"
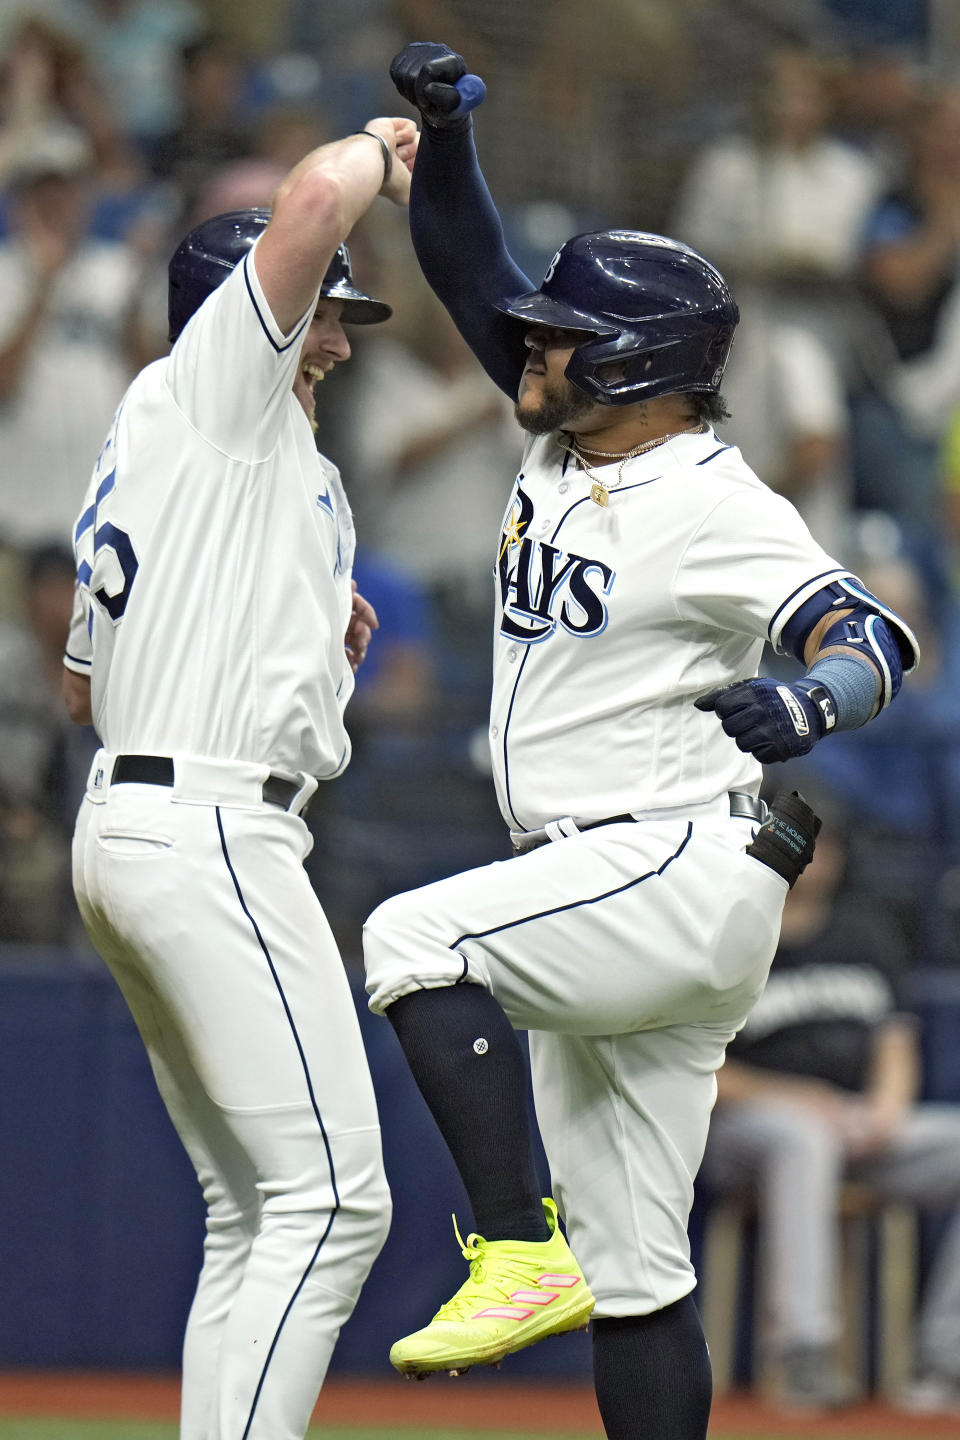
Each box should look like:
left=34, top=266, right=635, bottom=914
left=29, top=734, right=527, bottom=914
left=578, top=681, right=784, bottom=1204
left=513, top=791, right=766, bottom=854
left=110, top=755, right=308, bottom=814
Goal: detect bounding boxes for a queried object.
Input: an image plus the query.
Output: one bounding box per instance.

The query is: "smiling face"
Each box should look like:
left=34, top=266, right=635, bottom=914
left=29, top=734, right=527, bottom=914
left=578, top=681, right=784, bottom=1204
left=514, top=326, right=598, bottom=435
left=294, top=298, right=351, bottom=421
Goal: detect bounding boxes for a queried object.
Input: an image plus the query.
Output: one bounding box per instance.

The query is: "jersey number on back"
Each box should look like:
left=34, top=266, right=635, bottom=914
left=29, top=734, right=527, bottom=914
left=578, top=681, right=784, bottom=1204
left=75, top=465, right=139, bottom=630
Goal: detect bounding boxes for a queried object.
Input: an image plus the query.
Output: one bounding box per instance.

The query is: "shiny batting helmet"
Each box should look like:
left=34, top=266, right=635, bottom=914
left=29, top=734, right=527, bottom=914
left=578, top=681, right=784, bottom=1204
left=497, top=230, right=739, bottom=405
left=167, top=208, right=392, bottom=342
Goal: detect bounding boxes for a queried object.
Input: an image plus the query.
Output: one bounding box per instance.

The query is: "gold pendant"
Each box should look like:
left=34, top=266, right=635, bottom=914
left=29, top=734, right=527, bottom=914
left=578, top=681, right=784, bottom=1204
left=590, top=482, right=608, bottom=507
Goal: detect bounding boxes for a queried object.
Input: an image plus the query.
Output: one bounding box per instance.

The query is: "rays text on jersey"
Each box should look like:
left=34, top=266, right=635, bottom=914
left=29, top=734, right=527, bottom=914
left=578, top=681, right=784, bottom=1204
left=498, top=505, right=614, bottom=645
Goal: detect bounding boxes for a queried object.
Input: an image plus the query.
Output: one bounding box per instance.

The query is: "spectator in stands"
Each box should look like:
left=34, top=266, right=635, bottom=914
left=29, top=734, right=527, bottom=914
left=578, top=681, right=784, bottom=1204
left=673, top=44, right=879, bottom=554
left=151, top=32, right=251, bottom=212
left=0, top=16, right=141, bottom=197
left=830, top=43, right=916, bottom=186
left=284, top=0, right=404, bottom=135
left=674, top=45, right=882, bottom=295
left=0, top=130, right=141, bottom=560
left=64, top=0, right=204, bottom=153
left=716, top=310, right=852, bottom=555
left=347, top=545, right=437, bottom=733
left=854, top=86, right=960, bottom=534
left=336, top=265, right=519, bottom=624
left=0, top=18, right=86, bottom=192
left=0, top=545, right=97, bottom=944
left=701, top=806, right=960, bottom=1414
left=0, top=16, right=155, bottom=249
left=249, top=105, right=331, bottom=176
left=186, top=109, right=331, bottom=228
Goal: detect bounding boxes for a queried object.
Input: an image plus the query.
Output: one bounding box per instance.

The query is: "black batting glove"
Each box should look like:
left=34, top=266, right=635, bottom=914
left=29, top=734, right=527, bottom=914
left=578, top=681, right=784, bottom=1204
left=390, top=42, right=470, bottom=129
left=694, top=677, right=837, bottom=764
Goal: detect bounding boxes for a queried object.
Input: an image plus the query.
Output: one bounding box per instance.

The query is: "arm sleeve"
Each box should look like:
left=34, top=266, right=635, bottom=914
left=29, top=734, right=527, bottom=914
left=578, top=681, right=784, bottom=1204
left=409, top=123, right=534, bottom=399
left=165, top=240, right=320, bottom=460
left=673, top=487, right=849, bottom=640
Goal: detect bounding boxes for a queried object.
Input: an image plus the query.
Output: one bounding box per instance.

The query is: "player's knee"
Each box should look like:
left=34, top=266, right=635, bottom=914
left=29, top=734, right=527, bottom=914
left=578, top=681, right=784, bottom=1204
left=363, top=891, right=427, bottom=954
left=348, top=1179, right=392, bottom=1267
left=330, top=1167, right=392, bottom=1294
left=362, top=894, right=443, bottom=1013
left=263, top=1142, right=391, bottom=1270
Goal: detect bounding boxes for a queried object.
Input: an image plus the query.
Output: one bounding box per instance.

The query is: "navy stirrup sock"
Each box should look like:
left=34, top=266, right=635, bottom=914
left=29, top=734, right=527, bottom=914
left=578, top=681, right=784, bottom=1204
left=386, top=985, right=550, bottom=1241
left=592, top=1295, right=712, bottom=1439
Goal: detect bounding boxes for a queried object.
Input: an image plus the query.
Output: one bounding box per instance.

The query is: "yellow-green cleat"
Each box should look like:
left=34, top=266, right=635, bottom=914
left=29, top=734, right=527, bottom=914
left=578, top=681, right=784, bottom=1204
left=389, top=1197, right=595, bottom=1376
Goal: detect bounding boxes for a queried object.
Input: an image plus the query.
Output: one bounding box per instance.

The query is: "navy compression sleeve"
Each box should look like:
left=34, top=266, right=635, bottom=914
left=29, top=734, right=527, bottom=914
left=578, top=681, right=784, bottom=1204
left=409, top=121, right=533, bottom=398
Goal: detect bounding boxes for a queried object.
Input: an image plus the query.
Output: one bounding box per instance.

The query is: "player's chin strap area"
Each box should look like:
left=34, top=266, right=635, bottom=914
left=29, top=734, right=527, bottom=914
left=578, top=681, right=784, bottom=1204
left=510, top=790, right=768, bottom=855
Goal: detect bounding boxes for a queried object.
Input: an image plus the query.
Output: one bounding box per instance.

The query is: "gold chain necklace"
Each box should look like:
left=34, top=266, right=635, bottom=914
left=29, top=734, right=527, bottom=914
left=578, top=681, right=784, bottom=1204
left=563, top=423, right=706, bottom=506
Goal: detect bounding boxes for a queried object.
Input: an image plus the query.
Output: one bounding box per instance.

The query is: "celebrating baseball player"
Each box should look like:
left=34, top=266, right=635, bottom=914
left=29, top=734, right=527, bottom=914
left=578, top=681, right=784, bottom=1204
left=361, top=44, right=920, bottom=1440
left=62, top=117, right=417, bottom=1440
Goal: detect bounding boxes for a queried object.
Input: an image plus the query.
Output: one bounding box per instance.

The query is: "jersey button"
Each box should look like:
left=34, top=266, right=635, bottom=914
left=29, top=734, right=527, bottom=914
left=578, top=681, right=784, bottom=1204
left=490, top=725, right=499, bottom=739
left=558, top=481, right=569, bottom=494
left=507, top=648, right=517, bottom=663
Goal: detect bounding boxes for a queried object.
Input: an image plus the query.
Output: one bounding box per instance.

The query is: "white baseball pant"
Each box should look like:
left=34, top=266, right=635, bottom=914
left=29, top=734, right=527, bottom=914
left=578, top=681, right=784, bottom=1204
left=73, top=752, right=391, bottom=1440
left=364, top=795, right=787, bottom=1315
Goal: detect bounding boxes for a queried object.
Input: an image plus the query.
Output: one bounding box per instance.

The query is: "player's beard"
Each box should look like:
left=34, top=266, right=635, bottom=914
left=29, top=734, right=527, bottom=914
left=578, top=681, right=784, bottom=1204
left=514, top=375, right=596, bottom=435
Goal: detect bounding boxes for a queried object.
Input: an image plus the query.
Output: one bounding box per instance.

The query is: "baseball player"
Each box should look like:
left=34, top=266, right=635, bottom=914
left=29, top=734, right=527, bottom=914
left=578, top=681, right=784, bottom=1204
left=62, top=116, right=417, bottom=1440
left=360, top=44, right=920, bottom=1440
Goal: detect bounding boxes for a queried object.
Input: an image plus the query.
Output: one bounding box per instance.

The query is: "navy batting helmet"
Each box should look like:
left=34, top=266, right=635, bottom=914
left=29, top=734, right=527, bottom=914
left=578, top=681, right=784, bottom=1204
left=497, top=230, right=738, bottom=405
left=167, top=208, right=392, bottom=342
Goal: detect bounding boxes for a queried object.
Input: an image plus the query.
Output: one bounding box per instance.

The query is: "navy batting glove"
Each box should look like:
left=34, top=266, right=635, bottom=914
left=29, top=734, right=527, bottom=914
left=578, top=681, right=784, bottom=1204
left=694, top=677, right=837, bottom=764
left=390, top=42, right=470, bottom=128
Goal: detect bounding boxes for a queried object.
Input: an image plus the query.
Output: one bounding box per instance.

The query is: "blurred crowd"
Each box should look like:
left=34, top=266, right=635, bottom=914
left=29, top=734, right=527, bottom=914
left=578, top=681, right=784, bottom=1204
left=2, top=0, right=960, bottom=1414
left=0, top=0, right=959, bottom=987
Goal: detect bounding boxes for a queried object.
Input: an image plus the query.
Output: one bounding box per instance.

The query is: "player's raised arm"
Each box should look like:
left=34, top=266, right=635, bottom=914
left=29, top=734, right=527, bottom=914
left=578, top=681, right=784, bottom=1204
left=389, top=42, right=533, bottom=398
left=255, top=116, right=418, bottom=335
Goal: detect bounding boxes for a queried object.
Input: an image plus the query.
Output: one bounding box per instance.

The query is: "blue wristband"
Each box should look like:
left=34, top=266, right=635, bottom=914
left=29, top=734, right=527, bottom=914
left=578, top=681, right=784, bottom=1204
left=805, top=654, right=880, bottom=731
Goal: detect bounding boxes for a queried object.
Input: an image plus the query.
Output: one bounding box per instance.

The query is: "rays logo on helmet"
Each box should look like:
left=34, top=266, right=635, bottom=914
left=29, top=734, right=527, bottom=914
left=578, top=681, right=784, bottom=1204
left=543, top=249, right=562, bottom=284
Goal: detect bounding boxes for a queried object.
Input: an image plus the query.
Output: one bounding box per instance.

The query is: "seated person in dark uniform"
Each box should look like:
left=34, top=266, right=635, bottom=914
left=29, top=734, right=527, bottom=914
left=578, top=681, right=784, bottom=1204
left=702, top=806, right=960, bottom=1413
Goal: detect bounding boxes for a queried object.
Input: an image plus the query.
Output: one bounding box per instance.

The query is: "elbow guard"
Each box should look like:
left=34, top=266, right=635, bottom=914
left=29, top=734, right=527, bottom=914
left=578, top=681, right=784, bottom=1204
left=778, top=576, right=919, bottom=709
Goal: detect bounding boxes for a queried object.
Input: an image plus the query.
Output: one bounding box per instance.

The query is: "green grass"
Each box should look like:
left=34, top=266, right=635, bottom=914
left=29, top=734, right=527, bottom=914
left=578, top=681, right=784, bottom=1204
left=0, top=1424, right=590, bottom=1440
left=0, top=1424, right=940, bottom=1440
left=0, top=1428, right=600, bottom=1440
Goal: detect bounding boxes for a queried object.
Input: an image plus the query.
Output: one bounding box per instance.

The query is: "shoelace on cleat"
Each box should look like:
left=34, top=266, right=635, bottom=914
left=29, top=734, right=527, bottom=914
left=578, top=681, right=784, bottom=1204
left=429, top=1214, right=559, bottom=1324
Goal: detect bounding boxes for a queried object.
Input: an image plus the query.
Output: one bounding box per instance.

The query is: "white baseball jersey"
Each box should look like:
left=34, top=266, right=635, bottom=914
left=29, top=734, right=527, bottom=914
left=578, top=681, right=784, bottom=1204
left=365, top=425, right=850, bottom=1321
left=64, top=241, right=356, bottom=780
left=69, top=241, right=389, bottom=1438
left=492, top=427, right=852, bottom=833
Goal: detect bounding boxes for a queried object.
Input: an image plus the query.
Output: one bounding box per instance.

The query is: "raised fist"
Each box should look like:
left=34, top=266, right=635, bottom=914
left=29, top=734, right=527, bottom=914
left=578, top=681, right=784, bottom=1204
left=390, top=42, right=471, bottom=128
